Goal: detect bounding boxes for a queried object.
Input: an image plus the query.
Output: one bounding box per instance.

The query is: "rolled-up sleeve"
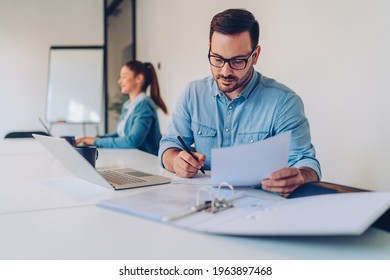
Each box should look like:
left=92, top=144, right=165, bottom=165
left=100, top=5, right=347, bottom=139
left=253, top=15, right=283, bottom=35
left=274, top=93, right=321, bottom=179
left=158, top=85, right=193, bottom=166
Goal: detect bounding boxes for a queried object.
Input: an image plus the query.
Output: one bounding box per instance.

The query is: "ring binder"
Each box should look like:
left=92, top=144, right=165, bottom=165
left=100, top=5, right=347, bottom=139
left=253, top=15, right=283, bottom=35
left=165, top=182, right=238, bottom=221
left=207, top=182, right=235, bottom=213
left=99, top=183, right=390, bottom=236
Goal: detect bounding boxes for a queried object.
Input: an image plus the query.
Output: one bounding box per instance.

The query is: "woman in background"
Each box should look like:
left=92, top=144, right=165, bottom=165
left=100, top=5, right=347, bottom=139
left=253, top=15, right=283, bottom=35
left=76, top=61, right=168, bottom=155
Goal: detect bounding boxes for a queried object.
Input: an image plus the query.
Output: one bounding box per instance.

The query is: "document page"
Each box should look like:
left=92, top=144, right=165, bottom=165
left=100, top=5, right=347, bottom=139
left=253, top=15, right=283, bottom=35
left=171, top=171, right=211, bottom=185
left=98, top=184, right=279, bottom=223
left=211, top=131, right=291, bottom=186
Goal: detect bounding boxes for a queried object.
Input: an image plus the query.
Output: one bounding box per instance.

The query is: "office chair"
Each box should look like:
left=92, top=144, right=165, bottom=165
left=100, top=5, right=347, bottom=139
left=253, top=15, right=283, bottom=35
left=4, top=131, right=50, bottom=139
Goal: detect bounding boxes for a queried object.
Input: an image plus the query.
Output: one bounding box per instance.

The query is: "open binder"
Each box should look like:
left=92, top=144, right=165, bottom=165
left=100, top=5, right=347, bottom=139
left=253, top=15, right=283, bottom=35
left=288, top=181, right=390, bottom=231
left=98, top=181, right=390, bottom=236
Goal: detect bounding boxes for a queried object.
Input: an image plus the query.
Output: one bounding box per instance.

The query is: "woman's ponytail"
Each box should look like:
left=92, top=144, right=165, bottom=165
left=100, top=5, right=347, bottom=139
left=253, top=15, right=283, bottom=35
left=143, top=62, right=168, bottom=114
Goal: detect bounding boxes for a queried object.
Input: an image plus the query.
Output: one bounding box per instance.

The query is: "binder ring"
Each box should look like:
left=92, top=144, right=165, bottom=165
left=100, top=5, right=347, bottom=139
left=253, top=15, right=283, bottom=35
left=196, top=183, right=236, bottom=213
left=217, top=181, right=235, bottom=202
left=196, top=186, right=214, bottom=207
left=208, top=182, right=235, bottom=213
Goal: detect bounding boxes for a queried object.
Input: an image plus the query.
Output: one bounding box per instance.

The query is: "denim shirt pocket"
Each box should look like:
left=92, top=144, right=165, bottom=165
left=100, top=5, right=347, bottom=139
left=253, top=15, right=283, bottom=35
left=237, top=131, right=269, bottom=145
left=192, top=122, right=217, bottom=150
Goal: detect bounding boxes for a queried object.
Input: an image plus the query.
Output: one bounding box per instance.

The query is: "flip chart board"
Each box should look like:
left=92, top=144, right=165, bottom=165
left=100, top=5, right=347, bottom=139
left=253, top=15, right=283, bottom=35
left=46, top=46, right=104, bottom=123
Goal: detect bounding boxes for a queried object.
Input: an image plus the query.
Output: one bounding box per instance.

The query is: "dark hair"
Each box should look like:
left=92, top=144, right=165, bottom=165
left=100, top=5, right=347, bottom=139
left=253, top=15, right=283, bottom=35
left=209, top=9, right=260, bottom=49
left=124, top=60, right=168, bottom=114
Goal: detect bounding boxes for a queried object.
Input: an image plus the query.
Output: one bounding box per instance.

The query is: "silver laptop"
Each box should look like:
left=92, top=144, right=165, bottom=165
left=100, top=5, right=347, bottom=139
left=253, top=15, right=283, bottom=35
left=33, top=134, right=171, bottom=190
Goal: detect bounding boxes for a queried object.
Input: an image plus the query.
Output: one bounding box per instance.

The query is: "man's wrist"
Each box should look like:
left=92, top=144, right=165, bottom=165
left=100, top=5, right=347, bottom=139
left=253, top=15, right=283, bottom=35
left=299, top=167, right=318, bottom=183
left=162, top=148, right=181, bottom=173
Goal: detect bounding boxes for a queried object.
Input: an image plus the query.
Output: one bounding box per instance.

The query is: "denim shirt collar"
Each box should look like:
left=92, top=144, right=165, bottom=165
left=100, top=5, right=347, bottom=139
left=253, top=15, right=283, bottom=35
left=212, top=69, right=260, bottom=100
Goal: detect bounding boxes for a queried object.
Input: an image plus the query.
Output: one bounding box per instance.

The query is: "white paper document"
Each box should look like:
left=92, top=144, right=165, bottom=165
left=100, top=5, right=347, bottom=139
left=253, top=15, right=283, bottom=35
left=171, top=171, right=211, bottom=185
left=211, top=131, right=291, bottom=186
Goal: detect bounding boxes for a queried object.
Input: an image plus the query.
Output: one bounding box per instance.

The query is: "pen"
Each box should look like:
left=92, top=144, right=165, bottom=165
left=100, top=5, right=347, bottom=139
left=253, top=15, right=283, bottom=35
left=177, top=135, right=205, bottom=174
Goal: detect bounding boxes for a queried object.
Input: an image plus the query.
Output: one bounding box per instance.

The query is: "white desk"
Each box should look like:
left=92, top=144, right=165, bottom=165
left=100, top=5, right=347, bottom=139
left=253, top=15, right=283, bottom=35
left=0, top=140, right=166, bottom=215
left=0, top=139, right=389, bottom=260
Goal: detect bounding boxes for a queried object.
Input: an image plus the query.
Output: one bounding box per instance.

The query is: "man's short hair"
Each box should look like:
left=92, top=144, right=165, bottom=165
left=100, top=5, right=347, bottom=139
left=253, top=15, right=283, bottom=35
left=209, top=9, right=260, bottom=49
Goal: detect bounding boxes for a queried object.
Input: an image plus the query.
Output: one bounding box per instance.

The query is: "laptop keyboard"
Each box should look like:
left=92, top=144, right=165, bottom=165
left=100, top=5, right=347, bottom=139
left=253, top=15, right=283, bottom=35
left=99, top=170, right=147, bottom=185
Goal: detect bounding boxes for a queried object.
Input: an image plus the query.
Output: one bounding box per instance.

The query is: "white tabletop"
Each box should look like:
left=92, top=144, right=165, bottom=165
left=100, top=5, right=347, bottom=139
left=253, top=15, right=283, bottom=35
left=1, top=205, right=389, bottom=260
left=0, top=139, right=170, bottom=215
left=0, top=139, right=389, bottom=260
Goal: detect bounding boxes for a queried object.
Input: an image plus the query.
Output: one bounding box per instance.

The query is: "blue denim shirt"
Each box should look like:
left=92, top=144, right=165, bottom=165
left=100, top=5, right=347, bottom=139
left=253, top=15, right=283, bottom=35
left=94, top=96, right=161, bottom=155
left=159, top=71, right=321, bottom=178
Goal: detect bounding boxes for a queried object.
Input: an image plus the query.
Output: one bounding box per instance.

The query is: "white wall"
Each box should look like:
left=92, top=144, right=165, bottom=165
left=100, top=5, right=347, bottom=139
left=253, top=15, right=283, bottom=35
left=137, top=0, right=390, bottom=191
left=0, top=0, right=104, bottom=137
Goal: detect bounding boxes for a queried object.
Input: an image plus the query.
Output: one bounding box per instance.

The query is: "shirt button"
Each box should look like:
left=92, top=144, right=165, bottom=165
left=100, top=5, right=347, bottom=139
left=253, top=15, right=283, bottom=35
left=228, top=106, right=233, bottom=110
left=225, top=128, right=229, bottom=132
left=197, top=131, right=202, bottom=135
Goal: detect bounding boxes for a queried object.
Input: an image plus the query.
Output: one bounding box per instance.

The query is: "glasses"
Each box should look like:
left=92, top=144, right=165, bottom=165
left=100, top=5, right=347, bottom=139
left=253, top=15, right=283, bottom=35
left=208, top=46, right=257, bottom=70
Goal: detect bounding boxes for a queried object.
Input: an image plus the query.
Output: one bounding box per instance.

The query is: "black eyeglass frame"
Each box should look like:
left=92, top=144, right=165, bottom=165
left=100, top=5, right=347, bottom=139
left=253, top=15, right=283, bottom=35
left=208, top=46, right=258, bottom=70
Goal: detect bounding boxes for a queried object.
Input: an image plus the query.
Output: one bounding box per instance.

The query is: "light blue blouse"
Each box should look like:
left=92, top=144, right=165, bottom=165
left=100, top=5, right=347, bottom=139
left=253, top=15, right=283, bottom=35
left=159, top=71, right=321, bottom=178
left=94, top=96, right=161, bottom=155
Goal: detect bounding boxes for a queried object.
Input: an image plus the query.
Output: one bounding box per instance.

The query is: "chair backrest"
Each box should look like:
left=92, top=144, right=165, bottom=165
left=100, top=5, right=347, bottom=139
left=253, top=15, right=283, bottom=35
left=4, top=131, right=50, bottom=139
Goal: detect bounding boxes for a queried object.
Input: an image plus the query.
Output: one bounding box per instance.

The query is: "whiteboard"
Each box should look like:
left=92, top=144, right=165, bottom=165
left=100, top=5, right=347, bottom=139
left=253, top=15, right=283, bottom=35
left=46, top=47, right=104, bottom=123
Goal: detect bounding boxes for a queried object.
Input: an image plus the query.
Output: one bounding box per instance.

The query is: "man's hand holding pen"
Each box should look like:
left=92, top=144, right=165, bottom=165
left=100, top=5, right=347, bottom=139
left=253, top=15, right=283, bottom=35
left=173, top=136, right=206, bottom=177
left=161, top=136, right=206, bottom=178
left=172, top=150, right=206, bottom=178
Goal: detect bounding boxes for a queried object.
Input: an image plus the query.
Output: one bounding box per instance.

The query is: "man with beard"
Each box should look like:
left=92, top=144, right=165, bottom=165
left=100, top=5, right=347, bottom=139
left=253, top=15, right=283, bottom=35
left=159, top=9, right=321, bottom=197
